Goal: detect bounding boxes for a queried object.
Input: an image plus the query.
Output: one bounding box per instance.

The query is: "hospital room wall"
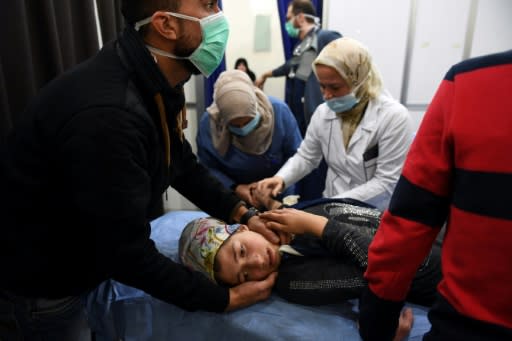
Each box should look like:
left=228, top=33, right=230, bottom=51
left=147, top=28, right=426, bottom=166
left=163, top=0, right=512, bottom=212
left=325, top=0, right=511, bottom=131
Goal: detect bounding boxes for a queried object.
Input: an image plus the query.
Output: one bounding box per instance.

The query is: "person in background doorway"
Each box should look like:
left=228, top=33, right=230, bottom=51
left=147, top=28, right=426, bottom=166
left=0, top=1, right=279, bottom=340
left=234, top=57, right=256, bottom=83
left=359, top=50, right=512, bottom=341
left=256, top=37, right=413, bottom=211
left=197, top=70, right=302, bottom=208
left=255, top=0, right=341, bottom=135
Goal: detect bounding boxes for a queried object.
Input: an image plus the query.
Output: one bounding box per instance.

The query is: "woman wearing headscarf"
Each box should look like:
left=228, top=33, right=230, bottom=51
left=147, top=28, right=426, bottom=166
left=196, top=70, right=302, bottom=208
left=257, top=37, right=413, bottom=211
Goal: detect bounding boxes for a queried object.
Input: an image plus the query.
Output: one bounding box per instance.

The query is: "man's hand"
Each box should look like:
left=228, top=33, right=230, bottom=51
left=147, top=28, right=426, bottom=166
left=226, top=272, right=277, bottom=311
left=234, top=183, right=254, bottom=206
left=254, top=71, right=271, bottom=89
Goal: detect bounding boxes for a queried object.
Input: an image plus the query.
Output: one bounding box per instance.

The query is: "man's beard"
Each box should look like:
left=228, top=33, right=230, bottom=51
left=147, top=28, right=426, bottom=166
left=175, top=34, right=202, bottom=75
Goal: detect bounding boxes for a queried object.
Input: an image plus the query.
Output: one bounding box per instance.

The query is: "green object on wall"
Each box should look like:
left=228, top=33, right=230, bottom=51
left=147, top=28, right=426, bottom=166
left=254, top=14, right=271, bottom=52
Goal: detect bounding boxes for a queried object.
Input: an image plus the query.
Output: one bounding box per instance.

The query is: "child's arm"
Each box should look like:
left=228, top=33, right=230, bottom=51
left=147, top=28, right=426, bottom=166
left=259, top=208, right=328, bottom=237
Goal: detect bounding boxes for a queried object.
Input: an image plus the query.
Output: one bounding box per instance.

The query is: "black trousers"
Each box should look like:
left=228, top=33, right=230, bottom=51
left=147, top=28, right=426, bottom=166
left=424, top=295, right=512, bottom=341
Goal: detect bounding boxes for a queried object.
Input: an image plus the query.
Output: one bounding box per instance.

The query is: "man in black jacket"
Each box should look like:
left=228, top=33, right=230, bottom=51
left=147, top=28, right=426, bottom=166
left=0, top=1, right=277, bottom=339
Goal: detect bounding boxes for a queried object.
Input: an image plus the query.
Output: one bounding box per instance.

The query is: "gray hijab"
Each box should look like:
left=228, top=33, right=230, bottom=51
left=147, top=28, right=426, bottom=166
left=207, top=70, right=274, bottom=156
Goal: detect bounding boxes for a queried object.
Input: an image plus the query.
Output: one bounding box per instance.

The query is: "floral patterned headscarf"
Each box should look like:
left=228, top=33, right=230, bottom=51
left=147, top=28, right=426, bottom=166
left=179, top=217, right=240, bottom=282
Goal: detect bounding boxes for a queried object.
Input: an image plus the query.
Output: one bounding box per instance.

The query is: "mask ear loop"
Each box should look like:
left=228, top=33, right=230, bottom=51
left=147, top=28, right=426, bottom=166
left=303, top=13, right=321, bottom=26
left=349, top=72, right=371, bottom=99
left=134, top=17, right=152, bottom=31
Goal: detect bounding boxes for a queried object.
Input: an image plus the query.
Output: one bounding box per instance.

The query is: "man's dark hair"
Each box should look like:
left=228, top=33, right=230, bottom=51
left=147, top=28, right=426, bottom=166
left=291, top=0, right=316, bottom=24
left=121, top=0, right=181, bottom=24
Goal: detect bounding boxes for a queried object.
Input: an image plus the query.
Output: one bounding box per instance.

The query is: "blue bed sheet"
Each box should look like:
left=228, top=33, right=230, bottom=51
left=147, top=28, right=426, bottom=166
left=86, top=210, right=432, bottom=341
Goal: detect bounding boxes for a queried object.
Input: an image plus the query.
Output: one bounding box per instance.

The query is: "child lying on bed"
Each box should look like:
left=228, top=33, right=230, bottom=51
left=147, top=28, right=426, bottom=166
left=179, top=198, right=441, bottom=339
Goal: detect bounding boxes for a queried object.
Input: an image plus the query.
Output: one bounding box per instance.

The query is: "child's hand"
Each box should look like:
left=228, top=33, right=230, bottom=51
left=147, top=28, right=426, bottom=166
left=259, top=208, right=328, bottom=238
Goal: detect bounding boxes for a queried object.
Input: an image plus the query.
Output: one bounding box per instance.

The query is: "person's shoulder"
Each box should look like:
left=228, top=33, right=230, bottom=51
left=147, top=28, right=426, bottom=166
left=372, top=93, right=409, bottom=118
left=269, top=96, right=294, bottom=118
left=317, top=29, right=342, bottom=41
left=445, top=49, right=512, bottom=81
left=197, top=111, right=212, bottom=136
left=60, top=106, right=156, bottom=152
left=199, top=111, right=210, bottom=124
left=268, top=95, right=287, bottom=106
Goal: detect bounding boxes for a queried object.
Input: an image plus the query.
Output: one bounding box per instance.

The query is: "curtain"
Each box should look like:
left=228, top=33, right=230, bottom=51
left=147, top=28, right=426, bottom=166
left=96, top=0, right=124, bottom=44
left=0, top=0, right=100, bottom=142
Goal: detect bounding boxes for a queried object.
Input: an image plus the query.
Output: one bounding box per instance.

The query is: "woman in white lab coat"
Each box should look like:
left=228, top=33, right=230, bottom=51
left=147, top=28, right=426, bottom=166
left=257, top=37, right=413, bottom=211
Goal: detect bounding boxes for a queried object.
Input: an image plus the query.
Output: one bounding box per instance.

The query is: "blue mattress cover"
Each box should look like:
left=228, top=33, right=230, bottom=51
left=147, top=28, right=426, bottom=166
left=86, top=210, right=431, bottom=340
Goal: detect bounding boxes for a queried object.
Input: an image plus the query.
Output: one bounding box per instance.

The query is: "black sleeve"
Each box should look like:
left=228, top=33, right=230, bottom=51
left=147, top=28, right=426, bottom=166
left=303, top=202, right=380, bottom=268
left=321, top=220, right=372, bottom=268
left=62, top=108, right=229, bottom=312
left=272, top=60, right=292, bottom=77
left=358, top=287, right=404, bottom=341
left=275, top=257, right=365, bottom=306
left=170, top=139, right=243, bottom=223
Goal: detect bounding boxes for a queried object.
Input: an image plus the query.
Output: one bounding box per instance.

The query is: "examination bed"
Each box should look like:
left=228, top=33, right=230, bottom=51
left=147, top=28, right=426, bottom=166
left=85, top=210, right=433, bottom=341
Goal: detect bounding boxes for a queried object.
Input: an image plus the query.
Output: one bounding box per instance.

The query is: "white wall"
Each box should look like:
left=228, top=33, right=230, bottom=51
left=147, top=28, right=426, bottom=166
left=325, top=0, right=512, bottom=131
left=324, top=0, right=411, bottom=102
left=223, top=0, right=286, bottom=101
left=470, top=0, right=512, bottom=57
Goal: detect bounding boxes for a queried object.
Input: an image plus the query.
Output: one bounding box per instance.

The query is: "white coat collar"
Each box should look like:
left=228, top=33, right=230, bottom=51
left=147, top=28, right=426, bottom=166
left=322, top=95, right=389, bottom=148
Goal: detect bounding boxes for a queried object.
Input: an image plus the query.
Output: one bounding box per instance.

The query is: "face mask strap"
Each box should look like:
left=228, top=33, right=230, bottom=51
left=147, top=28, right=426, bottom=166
left=146, top=45, right=187, bottom=60
left=303, top=13, right=321, bottom=26
left=165, top=11, right=200, bottom=22
left=134, top=17, right=152, bottom=31
left=198, top=11, right=225, bottom=25
left=134, top=11, right=202, bottom=32
left=350, top=72, right=371, bottom=96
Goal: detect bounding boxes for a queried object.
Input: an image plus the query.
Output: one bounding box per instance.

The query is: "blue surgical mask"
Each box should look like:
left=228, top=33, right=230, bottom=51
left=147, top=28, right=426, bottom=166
left=228, top=113, right=261, bottom=136
left=326, top=93, right=359, bottom=113
left=135, top=11, right=229, bottom=77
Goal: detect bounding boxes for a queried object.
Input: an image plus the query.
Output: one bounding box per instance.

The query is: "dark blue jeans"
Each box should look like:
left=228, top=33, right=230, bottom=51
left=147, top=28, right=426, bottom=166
left=0, top=290, right=91, bottom=341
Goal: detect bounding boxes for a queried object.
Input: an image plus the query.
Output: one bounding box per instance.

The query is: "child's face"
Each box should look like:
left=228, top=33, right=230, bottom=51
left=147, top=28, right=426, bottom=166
left=215, top=226, right=281, bottom=285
